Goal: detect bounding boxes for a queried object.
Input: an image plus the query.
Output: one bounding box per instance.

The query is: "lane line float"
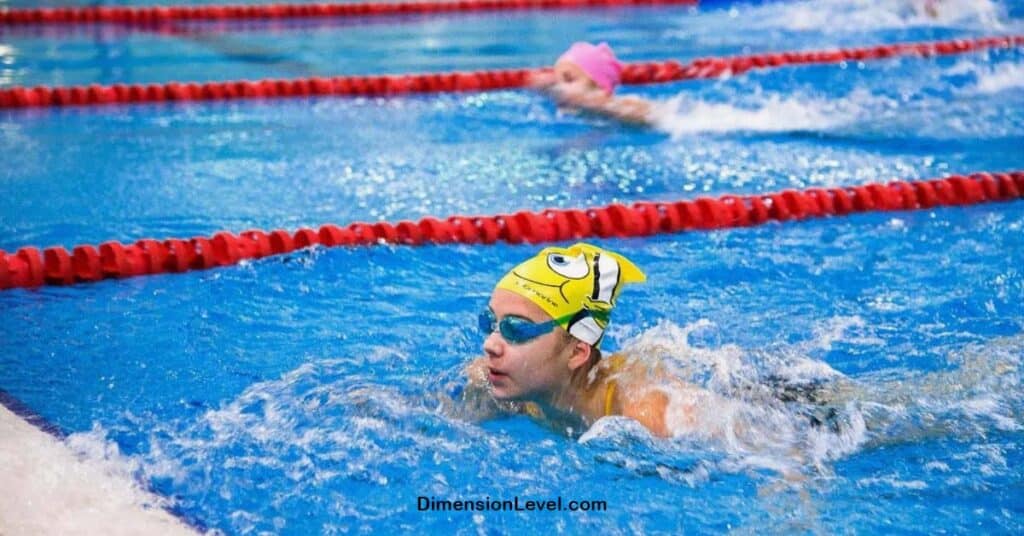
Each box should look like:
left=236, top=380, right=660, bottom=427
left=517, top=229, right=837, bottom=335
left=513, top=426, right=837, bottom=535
left=1, top=171, right=1021, bottom=290
left=1, top=35, right=1020, bottom=109
left=0, top=0, right=697, bottom=26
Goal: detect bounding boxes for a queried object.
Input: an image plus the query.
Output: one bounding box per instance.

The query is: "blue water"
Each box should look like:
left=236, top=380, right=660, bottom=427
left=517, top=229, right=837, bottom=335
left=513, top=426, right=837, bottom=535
left=2, top=0, right=1024, bottom=533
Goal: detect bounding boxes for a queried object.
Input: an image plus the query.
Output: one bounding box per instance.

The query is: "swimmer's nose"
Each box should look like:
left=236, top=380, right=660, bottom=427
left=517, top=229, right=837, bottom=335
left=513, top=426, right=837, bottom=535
left=483, top=331, right=504, bottom=359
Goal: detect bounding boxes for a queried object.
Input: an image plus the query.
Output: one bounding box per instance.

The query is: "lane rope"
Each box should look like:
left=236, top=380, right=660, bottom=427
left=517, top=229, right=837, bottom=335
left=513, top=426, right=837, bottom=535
left=0, top=0, right=697, bottom=26
left=1, top=35, right=1021, bottom=109
left=2, top=171, right=1021, bottom=290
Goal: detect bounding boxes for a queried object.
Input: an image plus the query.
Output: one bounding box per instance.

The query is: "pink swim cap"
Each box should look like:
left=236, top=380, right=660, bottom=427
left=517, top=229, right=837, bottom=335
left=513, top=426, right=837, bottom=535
left=556, top=42, right=623, bottom=94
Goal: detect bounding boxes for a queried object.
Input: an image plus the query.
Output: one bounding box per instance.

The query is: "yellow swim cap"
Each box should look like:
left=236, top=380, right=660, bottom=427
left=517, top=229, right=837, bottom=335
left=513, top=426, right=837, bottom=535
left=495, top=243, right=645, bottom=347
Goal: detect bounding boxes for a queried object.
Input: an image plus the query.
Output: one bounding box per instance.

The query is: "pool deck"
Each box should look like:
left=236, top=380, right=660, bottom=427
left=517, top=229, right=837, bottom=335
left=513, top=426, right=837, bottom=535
left=0, top=405, right=195, bottom=536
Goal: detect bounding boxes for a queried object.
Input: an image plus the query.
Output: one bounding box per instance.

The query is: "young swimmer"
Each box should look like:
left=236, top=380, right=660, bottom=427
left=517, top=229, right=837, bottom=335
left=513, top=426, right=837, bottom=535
left=456, top=244, right=1022, bottom=482
left=529, top=42, right=654, bottom=125
left=465, top=242, right=690, bottom=437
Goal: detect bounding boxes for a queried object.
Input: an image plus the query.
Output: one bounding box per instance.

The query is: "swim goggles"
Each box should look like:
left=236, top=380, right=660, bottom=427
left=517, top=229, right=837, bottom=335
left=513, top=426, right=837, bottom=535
left=478, top=308, right=574, bottom=345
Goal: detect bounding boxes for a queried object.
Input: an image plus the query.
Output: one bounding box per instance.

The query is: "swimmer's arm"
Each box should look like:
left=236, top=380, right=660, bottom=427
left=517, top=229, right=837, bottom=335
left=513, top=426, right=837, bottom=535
left=529, top=74, right=653, bottom=125
left=526, top=68, right=557, bottom=90
left=597, top=96, right=654, bottom=125
left=562, top=95, right=654, bottom=125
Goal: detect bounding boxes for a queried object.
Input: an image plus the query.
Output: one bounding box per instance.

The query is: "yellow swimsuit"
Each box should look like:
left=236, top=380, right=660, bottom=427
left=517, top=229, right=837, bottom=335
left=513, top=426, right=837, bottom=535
left=603, top=379, right=617, bottom=416
left=602, top=353, right=627, bottom=416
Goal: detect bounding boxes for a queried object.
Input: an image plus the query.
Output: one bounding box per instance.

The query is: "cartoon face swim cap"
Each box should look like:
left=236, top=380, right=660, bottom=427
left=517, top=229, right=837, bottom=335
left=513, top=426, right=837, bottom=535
left=495, top=243, right=645, bottom=348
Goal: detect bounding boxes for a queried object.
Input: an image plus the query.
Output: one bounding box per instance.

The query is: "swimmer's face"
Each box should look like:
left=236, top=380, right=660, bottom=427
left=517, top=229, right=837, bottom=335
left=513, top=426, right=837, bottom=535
left=551, top=60, right=612, bottom=107
left=483, top=289, right=576, bottom=402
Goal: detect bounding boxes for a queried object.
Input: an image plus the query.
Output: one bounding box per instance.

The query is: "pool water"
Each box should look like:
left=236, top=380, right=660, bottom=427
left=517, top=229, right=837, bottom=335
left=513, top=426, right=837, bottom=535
left=2, top=0, right=1023, bottom=533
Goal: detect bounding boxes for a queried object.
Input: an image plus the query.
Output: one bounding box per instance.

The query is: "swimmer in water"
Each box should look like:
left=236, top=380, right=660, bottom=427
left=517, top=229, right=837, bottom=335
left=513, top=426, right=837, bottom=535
left=528, top=42, right=654, bottom=125
left=464, top=243, right=694, bottom=437
left=455, top=243, right=1022, bottom=482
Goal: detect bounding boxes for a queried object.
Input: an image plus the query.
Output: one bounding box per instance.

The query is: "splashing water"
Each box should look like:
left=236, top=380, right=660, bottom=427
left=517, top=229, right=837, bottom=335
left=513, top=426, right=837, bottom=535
left=27, top=284, right=1024, bottom=534
left=583, top=320, right=1022, bottom=479
left=647, top=54, right=1024, bottom=141
left=650, top=93, right=858, bottom=138
left=745, top=0, right=1006, bottom=32
left=962, top=61, right=1024, bottom=94
left=2, top=0, right=1022, bottom=532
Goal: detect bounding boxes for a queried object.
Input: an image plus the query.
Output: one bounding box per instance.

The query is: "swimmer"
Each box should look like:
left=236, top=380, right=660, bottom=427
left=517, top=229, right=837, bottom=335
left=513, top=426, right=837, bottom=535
left=463, top=243, right=695, bottom=438
left=459, top=243, right=854, bottom=445
left=454, top=244, right=1022, bottom=482
left=528, top=42, right=654, bottom=125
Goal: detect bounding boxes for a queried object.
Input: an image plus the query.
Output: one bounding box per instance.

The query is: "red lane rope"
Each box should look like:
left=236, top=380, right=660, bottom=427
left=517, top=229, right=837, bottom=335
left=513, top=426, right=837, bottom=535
left=1, top=35, right=1020, bottom=110
left=2, top=171, right=1021, bottom=291
left=0, top=0, right=696, bottom=26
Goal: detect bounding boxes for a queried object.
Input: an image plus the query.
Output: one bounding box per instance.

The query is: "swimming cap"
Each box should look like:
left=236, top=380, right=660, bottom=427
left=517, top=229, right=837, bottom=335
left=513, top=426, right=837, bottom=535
left=556, top=42, right=624, bottom=94
left=495, top=243, right=645, bottom=347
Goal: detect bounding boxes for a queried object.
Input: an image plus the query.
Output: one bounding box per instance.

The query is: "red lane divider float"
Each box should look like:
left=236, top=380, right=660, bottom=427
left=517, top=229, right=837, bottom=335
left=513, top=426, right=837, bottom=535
left=1, top=35, right=1021, bottom=110
left=1, top=171, right=1021, bottom=291
left=0, top=0, right=696, bottom=26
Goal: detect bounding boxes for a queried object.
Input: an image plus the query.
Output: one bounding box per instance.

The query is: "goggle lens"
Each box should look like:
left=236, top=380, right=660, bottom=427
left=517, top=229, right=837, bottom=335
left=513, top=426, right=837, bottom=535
left=478, top=309, right=557, bottom=345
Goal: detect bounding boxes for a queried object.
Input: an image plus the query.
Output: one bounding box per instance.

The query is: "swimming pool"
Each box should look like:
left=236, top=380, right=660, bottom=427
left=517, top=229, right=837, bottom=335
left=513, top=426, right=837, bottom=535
left=1, top=0, right=1023, bottom=533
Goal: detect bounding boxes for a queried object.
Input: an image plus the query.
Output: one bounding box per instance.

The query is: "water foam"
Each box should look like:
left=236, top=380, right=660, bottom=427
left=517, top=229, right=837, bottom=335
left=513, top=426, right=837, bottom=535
left=594, top=321, right=1024, bottom=479
left=831, top=335, right=1023, bottom=447
left=651, top=94, right=853, bottom=138
left=603, top=320, right=873, bottom=476
left=74, top=331, right=1021, bottom=532
left=971, top=62, right=1024, bottom=94
left=650, top=72, right=1023, bottom=141
left=745, top=0, right=1005, bottom=32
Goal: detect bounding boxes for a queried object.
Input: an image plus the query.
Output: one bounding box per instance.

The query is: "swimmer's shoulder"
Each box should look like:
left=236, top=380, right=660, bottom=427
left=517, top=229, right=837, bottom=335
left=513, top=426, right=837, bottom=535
left=597, top=353, right=671, bottom=438
left=621, top=390, right=671, bottom=438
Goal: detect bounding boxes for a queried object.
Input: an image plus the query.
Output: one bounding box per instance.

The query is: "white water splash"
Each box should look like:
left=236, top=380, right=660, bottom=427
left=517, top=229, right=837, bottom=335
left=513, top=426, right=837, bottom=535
left=607, top=320, right=871, bottom=474
left=960, top=396, right=1022, bottom=431
left=649, top=74, right=1022, bottom=141
left=972, top=62, right=1024, bottom=94
left=801, top=315, right=885, bottom=353
left=946, top=59, right=1024, bottom=95
left=744, top=0, right=1005, bottom=32
left=53, top=331, right=1021, bottom=530
left=651, top=94, right=853, bottom=138
left=599, top=321, right=1024, bottom=477
left=856, top=475, right=928, bottom=489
